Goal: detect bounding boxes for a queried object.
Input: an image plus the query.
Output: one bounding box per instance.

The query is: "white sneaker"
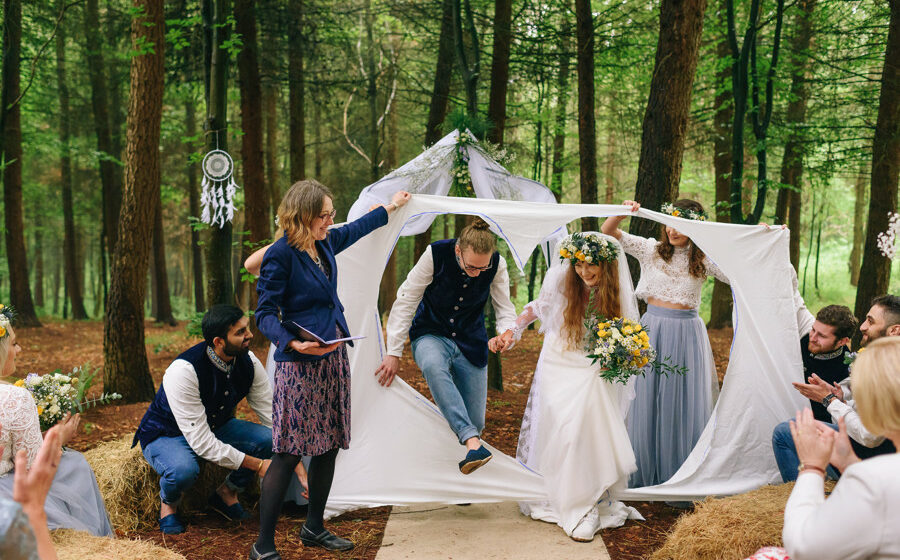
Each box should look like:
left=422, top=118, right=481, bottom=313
left=570, top=505, right=601, bottom=542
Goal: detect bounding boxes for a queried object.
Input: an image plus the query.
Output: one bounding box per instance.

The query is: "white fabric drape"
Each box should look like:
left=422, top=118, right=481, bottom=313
left=324, top=194, right=805, bottom=516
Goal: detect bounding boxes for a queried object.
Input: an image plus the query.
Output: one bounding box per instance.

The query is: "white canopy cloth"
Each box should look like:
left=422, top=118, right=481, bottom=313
left=325, top=194, right=806, bottom=516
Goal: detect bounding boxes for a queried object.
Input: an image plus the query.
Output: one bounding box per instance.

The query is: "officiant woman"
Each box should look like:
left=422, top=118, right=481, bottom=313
left=250, top=180, right=409, bottom=559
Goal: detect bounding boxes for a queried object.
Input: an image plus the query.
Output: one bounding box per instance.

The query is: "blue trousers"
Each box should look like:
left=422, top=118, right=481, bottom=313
left=771, top=420, right=840, bottom=482
left=412, top=335, right=487, bottom=444
left=142, top=419, right=273, bottom=505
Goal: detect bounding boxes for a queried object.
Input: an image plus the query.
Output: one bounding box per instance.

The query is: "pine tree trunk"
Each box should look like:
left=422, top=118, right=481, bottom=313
left=288, top=0, right=305, bottom=182
left=33, top=230, right=44, bottom=309
left=550, top=8, right=571, bottom=202
left=102, top=0, right=165, bottom=401
left=56, top=7, right=89, bottom=320
left=1, top=0, right=40, bottom=326
left=776, top=0, right=816, bottom=268
left=849, top=166, right=867, bottom=287
left=854, top=0, right=900, bottom=344
left=574, top=0, right=598, bottom=231
left=485, top=0, right=512, bottom=145
left=152, top=188, right=176, bottom=325
left=204, top=0, right=234, bottom=307
left=235, top=0, right=271, bottom=347
left=709, top=8, right=734, bottom=329
left=264, top=86, right=279, bottom=212
left=631, top=0, right=707, bottom=242
left=85, top=0, right=121, bottom=262
left=379, top=105, right=400, bottom=316
left=185, top=100, right=205, bottom=312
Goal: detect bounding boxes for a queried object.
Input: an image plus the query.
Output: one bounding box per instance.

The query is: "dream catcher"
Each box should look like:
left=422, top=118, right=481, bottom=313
left=200, top=149, right=239, bottom=228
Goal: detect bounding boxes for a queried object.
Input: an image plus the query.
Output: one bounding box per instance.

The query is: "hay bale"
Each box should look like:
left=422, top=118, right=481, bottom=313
left=651, top=482, right=835, bottom=560
left=52, top=529, right=187, bottom=560
left=84, top=434, right=260, bottom=533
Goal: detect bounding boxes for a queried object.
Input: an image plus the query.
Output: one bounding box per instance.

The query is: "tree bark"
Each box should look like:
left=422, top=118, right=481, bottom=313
left=417, top=0, right=455, bottom=259
left=185, top=100, right=205, bottom=311
left=574, top=0, right=598, bottom=231
left=550, top=8, right=571, bottom=201
left=152, top=187, right=176, bottom=325
left=85, top=0, right=122, bottom=263
left=235, top=0, right=271, bottom=346
left=264, top=86, right=279, bottom=213
left=631, top=0, right=708, bottom=243
left=33, top=230, right=44, bottom=309
left=56, top=4, right=88, bottom=320
left=102, top=0, right=165, bottom=401
left=452, top=0, right=480, bottom=116
left=485, top=0, right=512, bottom=144
left=849, top=166, right=867, bottom=287
left=1, top=0, right=40, bottom=326
left=709, top=8, right=734, bottom=330
left=288, top=0, right=305, bottom=182
left=204, top=0, right=234, bottom=307
left=854, top=0, right=900, bottom=343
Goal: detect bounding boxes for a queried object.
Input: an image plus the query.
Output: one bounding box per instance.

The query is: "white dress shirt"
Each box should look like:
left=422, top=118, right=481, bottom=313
left=827, top=378, right=886, bottom=448
left=783, top=453, right=900, bottom=559
left=162, top=351, right=272, bottom=471
left=385, top=245, right=518, bottom=357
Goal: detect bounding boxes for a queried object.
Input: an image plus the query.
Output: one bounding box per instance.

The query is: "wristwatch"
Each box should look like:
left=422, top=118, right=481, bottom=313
left=822, top=393, right=837, bottom=407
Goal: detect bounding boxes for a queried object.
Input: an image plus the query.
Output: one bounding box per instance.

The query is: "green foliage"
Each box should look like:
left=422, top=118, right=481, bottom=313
left=186, top=312, right=205, bottom=340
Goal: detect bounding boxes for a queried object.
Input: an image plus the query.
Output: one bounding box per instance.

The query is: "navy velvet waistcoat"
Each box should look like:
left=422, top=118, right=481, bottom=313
left=408, top=239, right=499, bottom=368
left=132, top=342, right=256, bottom=449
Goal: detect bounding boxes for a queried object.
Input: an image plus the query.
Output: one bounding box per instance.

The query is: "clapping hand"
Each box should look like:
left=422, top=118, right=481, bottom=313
left=792, top=375, right=834, bottom=403
left=828, top=416, right=861, bottom=473
left=789, top=408, right=834, bottom=474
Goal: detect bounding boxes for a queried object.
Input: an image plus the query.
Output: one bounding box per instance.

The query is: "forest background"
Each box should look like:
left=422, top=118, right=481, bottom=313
left=0, top=0, right=898, bottom=400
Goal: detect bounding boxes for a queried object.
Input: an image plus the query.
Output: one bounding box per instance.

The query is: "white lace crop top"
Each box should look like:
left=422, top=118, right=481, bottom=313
left=618, top=231, right=729, bottom=309
left=0, top=384, right=42, bottom=476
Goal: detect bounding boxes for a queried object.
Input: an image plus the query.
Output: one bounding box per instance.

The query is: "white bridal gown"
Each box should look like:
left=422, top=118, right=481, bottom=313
left=516, top=236, right=642, bottom=538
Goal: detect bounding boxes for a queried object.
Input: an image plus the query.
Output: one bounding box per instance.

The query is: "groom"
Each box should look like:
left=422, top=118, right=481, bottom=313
left=375, top=218, right=517, bottom=474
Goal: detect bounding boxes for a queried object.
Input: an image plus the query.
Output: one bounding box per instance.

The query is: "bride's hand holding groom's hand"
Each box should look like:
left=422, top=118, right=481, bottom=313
left=489, top=330, right=515, bottom=353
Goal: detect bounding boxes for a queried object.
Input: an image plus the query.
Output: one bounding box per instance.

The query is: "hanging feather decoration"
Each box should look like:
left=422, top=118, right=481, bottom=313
left=200, top=149, right=238, bottom=228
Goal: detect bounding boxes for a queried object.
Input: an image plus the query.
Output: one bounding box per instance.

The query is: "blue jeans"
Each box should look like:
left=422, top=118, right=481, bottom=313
left=412, top=335, right=487, bottom=445
left=772, top=420, right=840, bottom=482
left=142, top=419, right=273, bottom=505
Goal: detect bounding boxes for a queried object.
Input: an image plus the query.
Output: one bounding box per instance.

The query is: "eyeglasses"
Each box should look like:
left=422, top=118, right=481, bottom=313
left=456, top=249, right=492, bottom=272
left=318, top=209, right=337, bottom=221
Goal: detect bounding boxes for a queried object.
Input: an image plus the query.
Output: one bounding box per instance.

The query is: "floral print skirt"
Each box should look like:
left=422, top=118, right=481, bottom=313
left=272, top=342, right=351, bottom=457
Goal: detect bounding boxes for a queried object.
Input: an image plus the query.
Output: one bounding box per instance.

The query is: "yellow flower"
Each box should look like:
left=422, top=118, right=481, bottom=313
left=640, top=331, right=649, bottom=341
left=0, top=325, right=6, bottom=338
left=597, top=329, right=608, bottom=338
left=623, top=326, right=633, bottom=335
left=14, top=378, right=24, bottom=387
left=633, top=324, right=642, bottom=332
left=640, top=357, right=649, bottom=366
left=672, top=210, right=681, bottom=217
left=633, top=349, right=642, bottom=357
left=575, top=251, right=585, bottom=260
left=37, top=406, right=43, bottom=415
left=0, top=304, right=5, bottom=309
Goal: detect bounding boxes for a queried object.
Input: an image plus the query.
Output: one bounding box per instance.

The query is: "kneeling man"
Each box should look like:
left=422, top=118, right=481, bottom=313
left=134, top=304, right=282, bottom=533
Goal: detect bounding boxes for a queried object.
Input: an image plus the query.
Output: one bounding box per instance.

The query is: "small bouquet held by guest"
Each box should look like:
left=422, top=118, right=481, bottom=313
left=15, top=367, right=121, bottom=431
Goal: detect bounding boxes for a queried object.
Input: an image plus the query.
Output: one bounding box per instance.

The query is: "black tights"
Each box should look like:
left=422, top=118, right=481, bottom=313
left=255, top=448, right=339, bottom=553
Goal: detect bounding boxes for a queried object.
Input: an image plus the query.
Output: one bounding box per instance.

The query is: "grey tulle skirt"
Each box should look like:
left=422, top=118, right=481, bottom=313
left=0, top=448, right=113, bottom=537
left=626, top=304, right=717, bottom=488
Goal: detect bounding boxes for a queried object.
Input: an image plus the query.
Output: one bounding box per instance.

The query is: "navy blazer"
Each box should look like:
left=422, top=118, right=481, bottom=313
left=256, top=206, right=389, bottom=362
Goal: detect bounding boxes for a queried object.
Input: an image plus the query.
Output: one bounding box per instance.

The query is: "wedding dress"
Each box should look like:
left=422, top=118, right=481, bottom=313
left=515, top=233, right=642, bottom=539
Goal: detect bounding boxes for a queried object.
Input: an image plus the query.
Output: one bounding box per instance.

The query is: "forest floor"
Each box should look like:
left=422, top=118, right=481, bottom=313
left=14, top=319, right=735, bottom=560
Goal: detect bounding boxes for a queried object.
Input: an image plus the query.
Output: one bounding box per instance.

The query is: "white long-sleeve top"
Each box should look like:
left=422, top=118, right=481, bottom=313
left=385, top=245, right=518, bottom=357
left=162, top=351, right=272, bottom=471
left=827, top=378, right=886, bottom=448
left=0, top=384, right=42, bottom=475
left=783, top=453, right=900, bottom=559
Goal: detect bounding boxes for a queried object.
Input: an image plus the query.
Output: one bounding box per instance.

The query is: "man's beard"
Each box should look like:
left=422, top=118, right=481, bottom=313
left=862, top=327, right=887, bottom=346
left=223, top=340, right=249, bottom=357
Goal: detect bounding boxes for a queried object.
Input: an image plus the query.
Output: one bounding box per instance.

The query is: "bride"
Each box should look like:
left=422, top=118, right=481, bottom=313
left=505, top=231, right=641, bottom=542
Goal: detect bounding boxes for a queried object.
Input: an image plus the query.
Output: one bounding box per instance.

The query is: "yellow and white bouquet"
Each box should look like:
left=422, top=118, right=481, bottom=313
left=15, top=367, right=121, bottom=431
left=583, top=316, right=685, bottom=384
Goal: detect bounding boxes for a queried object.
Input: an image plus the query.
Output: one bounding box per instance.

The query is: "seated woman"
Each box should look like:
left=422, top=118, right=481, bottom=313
left=0, top=318, right=113, bottom=537
left=781, top=336, right=900, bottom=559
left=504, top=232, right=640, bottom=542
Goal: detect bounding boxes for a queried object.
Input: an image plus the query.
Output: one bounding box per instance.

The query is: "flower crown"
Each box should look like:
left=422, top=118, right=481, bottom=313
left=661, top=202, right=707, bottom=221
left=558, top=232, right=618, bottom=265
left=0, top=304, right=15, bottom=339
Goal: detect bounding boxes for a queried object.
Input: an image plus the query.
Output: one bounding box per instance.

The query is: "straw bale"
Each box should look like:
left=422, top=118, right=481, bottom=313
left=51, top=529, right=186, bottom=560
left=651, top=482, right=835, bottom=560
left=84, top=434, right=260, bottom=533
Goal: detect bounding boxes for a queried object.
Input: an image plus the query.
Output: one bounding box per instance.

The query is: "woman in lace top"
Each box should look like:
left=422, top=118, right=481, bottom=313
left=602, top=199, right=729, bottom=490
left=0, top=324, right=113, bottom=537
left=505, top=232, right=641, bottom=542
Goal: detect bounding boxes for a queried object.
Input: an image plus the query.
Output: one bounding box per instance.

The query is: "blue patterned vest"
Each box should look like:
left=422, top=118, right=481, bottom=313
left=408, top=239, right=499, bottom=368
left=132, top=342, right=256, bottom=449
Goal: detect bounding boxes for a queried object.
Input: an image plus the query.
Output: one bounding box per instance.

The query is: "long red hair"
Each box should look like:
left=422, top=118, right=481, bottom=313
left=561, top=261, right=621, bottom=349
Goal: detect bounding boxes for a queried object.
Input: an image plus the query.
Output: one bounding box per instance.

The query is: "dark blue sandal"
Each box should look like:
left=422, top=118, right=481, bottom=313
left=208, top=492, right=251, bottom=521
left=158, top=513, right=185, bottom=534
left=458, top=445, right=492, bottom=474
